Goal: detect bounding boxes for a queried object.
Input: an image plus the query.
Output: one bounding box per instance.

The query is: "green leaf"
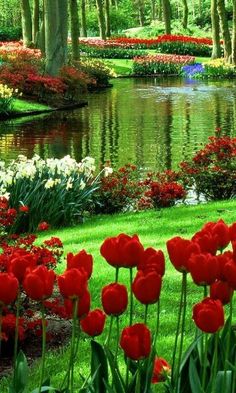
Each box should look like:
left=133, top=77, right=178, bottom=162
left=31, top=387, right=56, bottom=393
left=215, top=371, right=232, bottom=393
left=104, top=347, right=126, bottom=393
left=180, top=336, right=202, bottom=374
left=91, top=340, right=108, bottom=393
left=189, top=357, right=204, bottom=393
left=13, top=350, right=29, bottom=393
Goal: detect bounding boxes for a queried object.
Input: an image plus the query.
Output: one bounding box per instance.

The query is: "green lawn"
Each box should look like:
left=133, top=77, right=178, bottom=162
left=11, top=99, right=51, bottom=112
left=0, top=200, right=236, bottom=392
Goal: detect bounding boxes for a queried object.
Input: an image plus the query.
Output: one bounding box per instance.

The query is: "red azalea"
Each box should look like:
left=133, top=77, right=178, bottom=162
left=67, top=250, right=93, bottom=279
left=43, top=237, right=63, bottom=248
left=57, top=268, right=87, bottom=299
left=137, top=247, right=165, bottom=276
left=23, top=265, right=55, bottom=301
left=132, top=270, right=162, bottom=305
left=19, top=205, right=29, bottom=213
left=0, top=273, right=19, bottom=306
left=188, top=253, right=219, bottom=286
left=210, top=280, right=233, bottom=305
left=80, top=309, right=106, bottom=337
left=64, top=289, right=91, bottom=319
left=152, top=357, right=171, bottom=383
left=192, top=297, right=224, bottom=333
left=101, top=283, right=128, bottom=316
left=38, top=221, right=50, bottom=231
left=166, top=237, right=200, bottom=273
left=120, top=323, right=151, bottom=360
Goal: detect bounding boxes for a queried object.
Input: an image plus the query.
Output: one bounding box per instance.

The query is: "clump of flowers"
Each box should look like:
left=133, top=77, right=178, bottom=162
left=180, top=136, right=236, bottom=200
left=0, top=83, right=21, bottom=115
left=132, top=54, right=195, bottom=76
left=182, top=62, right=205, bottom=77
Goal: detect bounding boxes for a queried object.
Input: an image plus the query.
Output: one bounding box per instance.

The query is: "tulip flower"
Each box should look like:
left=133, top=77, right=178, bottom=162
left=188, top=253, right=219, bottom=286
left=223, top=259, right=236, bottom=289
left=166, top=236, right=200, bottom=272
left=8, top=254, right=37, bottom=282
left=64, top=289, right=91, bottom=319
left=120, top=323, right=151, bottom=360
left=192, top=297, right=224, bottom=333
left=132, top=270, right=162, bottom=304
left=58, top=268, right=87, bottom=299
left=210, top=280, right=233, bottom=305
left=152, top=357, right=171, bottom=383
left=203, top=220, right=230, bottom=251
left=67, top=250, right=93, bottom=279
left=137, top=247, right=165, bottom=276
left=80, top=309, right=106, bottom=337
left=23, top=265, right=55, bottom=301
left=102, top=283, right=128, bottom=316
left=0, top=273, right=19, bottom=306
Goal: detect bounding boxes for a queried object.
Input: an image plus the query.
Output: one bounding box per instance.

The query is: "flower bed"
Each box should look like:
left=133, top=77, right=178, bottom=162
left=182, top=59, right=236, bottom=79
left=132, top=54, right=195, bottom=76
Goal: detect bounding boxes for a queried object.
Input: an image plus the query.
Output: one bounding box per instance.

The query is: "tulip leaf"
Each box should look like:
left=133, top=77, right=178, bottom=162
left=214, top=371, right=232, bottom=393
left=189, top=357, right=204, bottom=393
left=91, top=340, right=108, bottom=393
left=179, top=335, right=201, bottom=374
left=12, top=350, right=29, bottom=393
left=31, top=388, right=56, bottom=393
left=104, top=347, right=126, bottom=393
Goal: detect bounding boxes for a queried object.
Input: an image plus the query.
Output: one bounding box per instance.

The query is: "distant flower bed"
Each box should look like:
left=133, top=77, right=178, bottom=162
left=182, top=59, right=236, bottom=79
left=132, top=54, right=195, bottom=76
left=80, top=43, right=146, bottom=59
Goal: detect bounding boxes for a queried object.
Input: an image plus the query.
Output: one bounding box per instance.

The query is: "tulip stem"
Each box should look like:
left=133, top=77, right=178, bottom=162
left=70, top=299, right=78, bottom=393
left=211, top=332, right=219, bottom=393
left=171, top=273, right=184, bottom=388
left=115, top=268, right=119, bottom=283
left=114, top=316, right=119, bottom=362
left=0, top=305, right=2, bottom=359
left=129, top=268, right=134, bottom=326
left=13, top=289, right=20, bottom=371
left=144, top=305, right=148, bottom=325
left=106, top=316, right=114, bottom=348
left=203, top=285, right=207, bottom=298
left=223, top=297, right=233, bottom=392
left=202, top=333, right=209, bottom=390
left=135, top=361, right=141, bottom=393
left=126, top=358, right=130, bottom=389
left=38, top=303, right=46, bottom=393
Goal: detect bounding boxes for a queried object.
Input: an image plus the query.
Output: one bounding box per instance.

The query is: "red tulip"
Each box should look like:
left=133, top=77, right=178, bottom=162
left=0, top=273, right=19, bottom=306
left=229, top=222, right=236, bottom=241
left=19, top=205, right=29, bottom=213
left=188, top=253, right=219, bottom=286
left=152, top=357, right=171, bottom=383
left=192, top=230, right=218, bottom=255
left=64, top=289, right=91, bottom=319
left=120, top=323, right=151, bottom=360
left=80, top=309, right=106, bottom=337
left=132, top=270, right=162, bottom=304
left=100, top=233, right=144, bottom=268
left=102, top=283, right=128, bottom=316
left=217, top=252, right=234, bottom=281
left=8, top=254, right=37, bottom=282
left=223, top=259, right=236, bottom=289
left=23, top=265, right=55, bottom=301
left=58, top=268, right=87, bottom=299
left=210, top=280, right=233, bottom=305
left=67, top=250, right=93, bottom=279
left=192, top=297, right=224, bottom=333
left=166, top=237, right=200, bottom=273
left=137, top=247, right=165, bottom=276
left=203, top=220, right=230, bottom=251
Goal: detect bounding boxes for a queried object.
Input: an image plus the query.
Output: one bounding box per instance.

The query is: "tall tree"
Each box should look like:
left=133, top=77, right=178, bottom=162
left=105, top=0, right=111, bottom=37
left=232, top=0, right=236, bottom=64
left=182, top=0, right=188, bottom=29
left=96, top=0, right=106, bottom=39
left=162, top=0, right=171, bottom=34
left=81, top=0, right=87, bottom=37
left=20, top=0, right=32, bottom=46
left=151, top=0, right=157, bottom=20
left=44, top=0, right=68, bottom=76
left=211, top=0, right=221, bottom=59
left=217, top=0, right=231, bottom=61
left=69, top=0, right=80, bottom=60
left=32, top=0, right=40, bottom=45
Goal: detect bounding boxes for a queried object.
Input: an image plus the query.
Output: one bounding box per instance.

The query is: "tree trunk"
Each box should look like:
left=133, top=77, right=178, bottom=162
left=232, top=0, right=236, bottom=64
left=151, top=0, right=157, bottom=20
left=217, top=0, right=232, bottom=61
left=137, top=0, right=145, bottom=26
left=96, top=0, right=106, bottom=39
left=105, top=0, right=111, bottom=37
left=69, top=0, right=80, bottom=60
left=162, top=0, right=171, bottom=34
left=81, top=0, right=87, bottom=37
left=20, top=0, right=32, bottom=46
left=158, top=0, right=162, bottom=20
left=32, top=0, right=40, bottom=45
left=44, top=0, right=68, bottom=76
left=182, top=0, right=188, bottom=29
left=211, top=0, right=221, bottom=58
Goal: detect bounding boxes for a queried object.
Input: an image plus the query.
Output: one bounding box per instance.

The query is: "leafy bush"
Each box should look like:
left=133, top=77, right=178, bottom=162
left=86, top=9, right=134, bottom=36
left=0, top=155, right=100, bottom=232
left=132, top=54, right=195, bottom=76
left=180, top=136, right=236, bottom=200
left=0, top=27, right=22, bottom=41
left=60, top=65, right=94, bottom=98
left=72, top=58, right=114, bottom=87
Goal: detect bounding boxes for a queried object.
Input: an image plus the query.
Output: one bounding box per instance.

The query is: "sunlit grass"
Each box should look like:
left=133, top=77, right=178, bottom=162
left=12, top=99, right=51, bottom=112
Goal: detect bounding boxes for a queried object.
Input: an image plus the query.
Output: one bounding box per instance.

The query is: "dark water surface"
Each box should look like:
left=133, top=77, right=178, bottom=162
left=0, top=77, right=236, bottom=171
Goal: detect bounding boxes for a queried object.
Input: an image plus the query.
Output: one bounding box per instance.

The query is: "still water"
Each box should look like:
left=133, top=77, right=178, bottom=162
left=0, top=77, right=236, bottom=171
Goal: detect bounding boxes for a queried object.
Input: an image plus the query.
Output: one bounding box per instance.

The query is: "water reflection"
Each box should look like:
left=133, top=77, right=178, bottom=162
left=0, top=77, right=235, bottom=171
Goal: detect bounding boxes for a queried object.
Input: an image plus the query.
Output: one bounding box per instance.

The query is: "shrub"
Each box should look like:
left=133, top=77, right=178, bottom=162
left=60, top=65, right=93, bottom=99
left=72, top=58, right=114, bottom=87
left=0, top=27, right=22, bottom=41
left=80, top=44, right=146, bottom=59
left=180, top=136, right=236, bottom=200
left=132, top=54, right=195, bottom=76
left=0, top=155, right=100, bottom=232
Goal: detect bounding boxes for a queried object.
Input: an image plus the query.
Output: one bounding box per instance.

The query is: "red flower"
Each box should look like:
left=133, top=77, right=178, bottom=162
left=64, top=289, right=91, bottom=319
left=192, top=297, right=224, bottom=333
left=188, top=253, right=219, bottom=286
left=166, top=237, right=200, bottom=273
left=100, top=233, right=144, bottom=268
left=152, top=357, right=171, bottom=383
left=8, top=254, right=37, bottom=282
left=0, top=273, right=19, bottom=306
left=120, top=323, right=151, bottom=360
left=19, top=205, right=29, bottom=213
left=101, top=283, right=128, bottom=316
left=137, top=247, right=165, bottom=276
left=80, top=309, right=106, bottom=337
left=67, top=250, right=93, bottom=279
left=204, top=220, right=230, bottom=251
left=23, top=265, right=55, bottom=301
left=38, top=221, right=50, bottom=231
left=192, top=230, right=218, bottom=255
left=58, top=268, right=87, bottom=299
left=223, top=259, right=236, bottom=289
left=132, top=270, right=162, bottom=304
left=210, top=280, right=233, bottom=305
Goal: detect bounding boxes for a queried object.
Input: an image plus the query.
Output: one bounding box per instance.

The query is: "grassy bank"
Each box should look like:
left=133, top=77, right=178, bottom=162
left=11, top=99, right=51, bottom=112
left=1, top=200, right=236, bottom=392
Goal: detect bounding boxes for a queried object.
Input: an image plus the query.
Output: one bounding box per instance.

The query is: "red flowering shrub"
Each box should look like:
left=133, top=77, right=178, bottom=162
left=180, top=136, right=236, bottom=200
left=60, top=65, right=94, bottom=98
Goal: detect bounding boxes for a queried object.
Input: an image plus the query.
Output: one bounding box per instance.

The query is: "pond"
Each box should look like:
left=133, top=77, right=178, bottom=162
left=0, top=77, right=236, bottom=171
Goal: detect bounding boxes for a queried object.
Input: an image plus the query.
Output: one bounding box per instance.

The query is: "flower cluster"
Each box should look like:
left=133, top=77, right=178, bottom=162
left=0, top=41, right=41, bottom=62
left=133, top=54, right=195, bottom=76
left=182, top=63, right=205, bottom=77
left=180, top=136, right=236, bottom=200
left=0, top=83, right=21, bottom=115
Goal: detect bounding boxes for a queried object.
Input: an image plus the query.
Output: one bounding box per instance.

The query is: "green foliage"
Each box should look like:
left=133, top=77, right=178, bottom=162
left=195, top=60, right=236, bottom=79
left=80, top=45, right=146, bottom=59
left=86, top=8, right=135, bottom=37
left=0, top=26, right=22, bottom=41
left=156, top=42, right=212, bottom=57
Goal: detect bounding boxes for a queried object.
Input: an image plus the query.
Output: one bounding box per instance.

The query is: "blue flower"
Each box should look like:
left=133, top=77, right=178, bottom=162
left=182, top=63, right=205, bottom=77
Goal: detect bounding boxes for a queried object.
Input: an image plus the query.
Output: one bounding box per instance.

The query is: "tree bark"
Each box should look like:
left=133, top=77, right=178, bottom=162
left=81, top=0, right=87, bottom=37
left=44, top=0, right=68, bottom=76
left=211, top=0, right=221, bottom=58
left=105, top=0, right=111, bottom=37
left=162, top=0, right=171, bottom=34
left=69, top=0, right=80, bottom=60
left=137, top=0, right=145, bottom=26
left=151, top=0, right=157, bottom=20
left=96, top=0, right=106, bottom=39
left=217, top=0, right=232, bottom=61
left=32, top=0, right=40, bottom=45
left=20, top=0, right=32, bottom=46
left=182, top=0, right=188, bottom=29
left=232, top=0, right=236, bottom=64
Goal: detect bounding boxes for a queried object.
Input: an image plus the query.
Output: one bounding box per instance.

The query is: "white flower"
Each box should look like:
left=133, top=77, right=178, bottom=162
left=44, top=178, right=55, bottom=189
left=79, top=180, right=86, bottom=190
left=66, top=177, right=73, bottom=190
left=104, top=167, right=113, bottom=177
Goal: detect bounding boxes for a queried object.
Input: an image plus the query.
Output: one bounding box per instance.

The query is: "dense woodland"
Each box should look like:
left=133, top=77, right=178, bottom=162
left=0, top=0, right=236, bottom=71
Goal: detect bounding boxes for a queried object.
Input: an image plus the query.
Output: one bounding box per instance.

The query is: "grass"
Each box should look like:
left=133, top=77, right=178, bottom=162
left=1, top=199, right=236, bottom=392
left=11, top=99, right=51, bottom=112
